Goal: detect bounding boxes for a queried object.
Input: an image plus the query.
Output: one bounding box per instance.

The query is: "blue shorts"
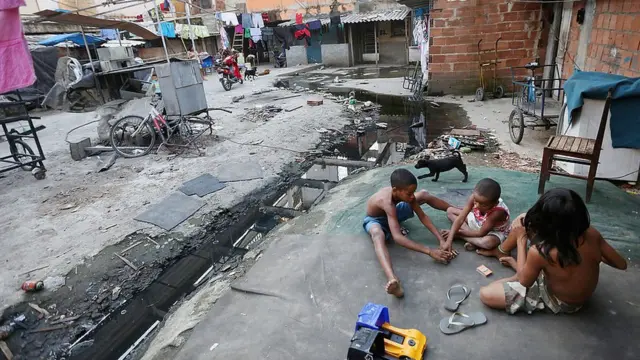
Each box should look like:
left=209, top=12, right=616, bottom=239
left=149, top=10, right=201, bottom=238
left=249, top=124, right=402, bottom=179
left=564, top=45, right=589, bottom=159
left=363, top=202, right=414, bottom=240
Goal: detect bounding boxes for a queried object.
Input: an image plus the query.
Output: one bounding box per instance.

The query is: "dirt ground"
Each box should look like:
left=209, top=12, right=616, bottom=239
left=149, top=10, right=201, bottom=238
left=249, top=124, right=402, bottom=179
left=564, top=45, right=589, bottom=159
left=0, top=65, right=340, bottom=310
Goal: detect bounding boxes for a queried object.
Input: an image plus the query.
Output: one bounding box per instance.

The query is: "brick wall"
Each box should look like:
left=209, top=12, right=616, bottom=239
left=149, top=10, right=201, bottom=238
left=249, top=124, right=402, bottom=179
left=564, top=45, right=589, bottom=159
left=564, top=0, right=640, bottom=78
left=429, top=0, right=548, bottom=94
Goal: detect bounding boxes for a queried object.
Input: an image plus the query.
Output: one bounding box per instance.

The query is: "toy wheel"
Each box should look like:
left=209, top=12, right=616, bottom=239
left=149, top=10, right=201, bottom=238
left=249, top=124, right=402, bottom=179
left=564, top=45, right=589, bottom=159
left=509, top=109, right=525, bottom=144
left=475, top=87, right=485, bottom=101
left=33, top=168, right=46, bottom=180
left=494, top=85, right=504, bottom=99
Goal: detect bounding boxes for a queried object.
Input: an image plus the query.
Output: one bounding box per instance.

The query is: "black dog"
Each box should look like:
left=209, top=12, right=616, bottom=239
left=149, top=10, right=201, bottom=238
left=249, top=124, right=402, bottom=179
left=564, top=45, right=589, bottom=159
left=244, top=67, right=257, bottom=81
left=414, top=151, right=468, bottom=182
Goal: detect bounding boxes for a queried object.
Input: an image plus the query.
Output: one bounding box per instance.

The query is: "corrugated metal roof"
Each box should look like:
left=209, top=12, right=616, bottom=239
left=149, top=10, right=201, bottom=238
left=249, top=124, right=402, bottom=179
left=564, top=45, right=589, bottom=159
left=341, top=8, right=410, bottom=24
left=395, top=0, right=433, bottom=9
left=278, top=7, right=410, bottom=27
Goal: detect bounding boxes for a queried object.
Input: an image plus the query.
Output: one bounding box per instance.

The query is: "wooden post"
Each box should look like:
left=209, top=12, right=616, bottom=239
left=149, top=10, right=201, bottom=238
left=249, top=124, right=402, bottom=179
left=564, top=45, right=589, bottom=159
left=79, top=27, right=105, bottom=103
left=154, top=1, right=171, bottom=64
left=374, top=22, right=378, bottom=66
left=348, top=26, right=354, bottom=66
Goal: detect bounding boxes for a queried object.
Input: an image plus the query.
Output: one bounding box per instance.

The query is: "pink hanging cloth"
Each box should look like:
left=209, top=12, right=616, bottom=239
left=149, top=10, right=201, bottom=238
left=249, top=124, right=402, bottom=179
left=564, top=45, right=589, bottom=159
left=0, top=1, right=36, bottom=94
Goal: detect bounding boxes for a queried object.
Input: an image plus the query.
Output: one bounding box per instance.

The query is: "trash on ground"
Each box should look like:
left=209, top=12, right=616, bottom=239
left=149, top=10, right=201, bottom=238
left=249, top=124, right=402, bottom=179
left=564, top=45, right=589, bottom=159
left=21, top=280, right=44, bottom=292
left=476, top=265, right=493, bottom=277
left=231, top=95, right=245, bottom=103
left=376, top=123, right=388, bottom=129
left=0, top=324, right=15, bottom=340
left=307, top=98, right=323, bottom=106
left=28, top=303, right=51, bottom=318
left=430, top=101, right=440, bottom=108
left=285, top=105, right=302, bottom=112
left=0, top=340, right=13, bottom=360
left=243, top=105, right=283, bottom=122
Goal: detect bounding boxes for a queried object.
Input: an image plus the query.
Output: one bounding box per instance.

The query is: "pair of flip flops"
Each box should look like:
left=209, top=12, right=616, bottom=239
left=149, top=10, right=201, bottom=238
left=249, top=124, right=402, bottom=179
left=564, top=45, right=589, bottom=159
left=440, top=285, right=487, bottom=335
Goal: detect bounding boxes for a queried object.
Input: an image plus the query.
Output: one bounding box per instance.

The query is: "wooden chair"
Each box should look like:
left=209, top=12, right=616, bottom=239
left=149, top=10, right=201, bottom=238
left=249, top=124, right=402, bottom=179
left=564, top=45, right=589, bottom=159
left=538, top=89, right=613, bottom=203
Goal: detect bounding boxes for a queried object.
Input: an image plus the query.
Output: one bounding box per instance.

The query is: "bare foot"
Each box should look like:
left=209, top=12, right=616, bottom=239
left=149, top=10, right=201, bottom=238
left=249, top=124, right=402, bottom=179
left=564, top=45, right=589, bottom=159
left=385, top=278, right=405, bottom=298
left=477, top=247, right=508, bottom=259
left=464, top=242, right=477, bottom=251
left=499, top=256, right=517, bottom=270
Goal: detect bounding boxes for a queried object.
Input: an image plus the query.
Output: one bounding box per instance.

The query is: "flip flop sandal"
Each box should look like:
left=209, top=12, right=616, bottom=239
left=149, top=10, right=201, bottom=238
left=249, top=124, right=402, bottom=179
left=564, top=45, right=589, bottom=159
left=439, top=312, right=487, bottom=335
left=444, top=285, right=470, bottom=311
left=401, top=227, right=409, bottom=236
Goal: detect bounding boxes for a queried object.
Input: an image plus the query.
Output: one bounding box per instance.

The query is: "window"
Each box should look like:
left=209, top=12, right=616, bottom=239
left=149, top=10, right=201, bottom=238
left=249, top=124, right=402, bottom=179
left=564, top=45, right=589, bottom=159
left=391, top=20, right=405, bottom=37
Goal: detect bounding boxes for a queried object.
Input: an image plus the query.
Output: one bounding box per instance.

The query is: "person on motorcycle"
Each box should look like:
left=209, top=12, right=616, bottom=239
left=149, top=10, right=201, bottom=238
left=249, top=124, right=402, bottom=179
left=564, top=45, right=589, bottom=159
left=222, top=49, right=243, bottom=82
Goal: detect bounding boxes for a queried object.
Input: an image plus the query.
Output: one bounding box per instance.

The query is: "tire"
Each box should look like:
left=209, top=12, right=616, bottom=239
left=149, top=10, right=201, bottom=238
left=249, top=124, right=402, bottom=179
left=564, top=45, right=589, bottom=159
left=110, top=115, right=156, bottom=158
left=509, top=109, right=525, bottom=144
left=494, top=85, right=504, bottom=99
left=475, top=87, right=485, bottom=101
left=221, top=78, right=232, bottom=91
left=11, top=139, right=35, bottom=171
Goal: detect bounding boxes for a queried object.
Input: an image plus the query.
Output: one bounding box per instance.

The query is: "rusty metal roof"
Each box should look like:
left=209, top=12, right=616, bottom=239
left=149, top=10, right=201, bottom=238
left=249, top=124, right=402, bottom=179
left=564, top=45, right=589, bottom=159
left=341, top=8, right=410, bottom=24
left=278, top=7, right=410, bottom=27
left=34, top=10, right=159, bottom=40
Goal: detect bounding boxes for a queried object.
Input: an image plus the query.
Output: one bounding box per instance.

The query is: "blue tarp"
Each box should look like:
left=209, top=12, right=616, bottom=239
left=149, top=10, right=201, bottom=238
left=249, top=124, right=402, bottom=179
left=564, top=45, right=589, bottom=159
left=564, top=70, right=640, bottom=149
left=38, top=33, right=105, bottom=46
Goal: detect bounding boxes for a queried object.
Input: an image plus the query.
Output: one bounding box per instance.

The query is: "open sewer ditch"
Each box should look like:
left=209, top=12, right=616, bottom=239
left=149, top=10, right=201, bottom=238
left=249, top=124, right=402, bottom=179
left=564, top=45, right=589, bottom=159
left=0, top=88, right=470, bottom=360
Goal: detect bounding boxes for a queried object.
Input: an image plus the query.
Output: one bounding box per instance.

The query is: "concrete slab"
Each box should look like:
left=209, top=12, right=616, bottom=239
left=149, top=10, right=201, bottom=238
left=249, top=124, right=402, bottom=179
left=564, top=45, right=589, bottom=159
left=173, top=166, right=640, bottom=360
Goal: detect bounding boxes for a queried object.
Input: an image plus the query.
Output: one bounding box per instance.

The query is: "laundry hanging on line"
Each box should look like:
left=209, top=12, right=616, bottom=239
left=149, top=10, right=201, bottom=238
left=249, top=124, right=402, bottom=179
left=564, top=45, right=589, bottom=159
left=249, top=28, right=262, bottom=42
left=241, top=13, right=253, bottom=28
left=218, top=12, right=239, bottom=26
left=252, top=13, right=265, bottom=28
left=158, top=22, right=176, bottom=38
left=0, top=4, right=36, bottom=94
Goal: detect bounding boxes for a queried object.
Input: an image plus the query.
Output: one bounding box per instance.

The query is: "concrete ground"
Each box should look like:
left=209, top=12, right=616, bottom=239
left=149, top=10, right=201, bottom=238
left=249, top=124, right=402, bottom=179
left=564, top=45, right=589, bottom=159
left=170, top=165, right=640, bottom=360
left=0, top=63, right=340, bottom=312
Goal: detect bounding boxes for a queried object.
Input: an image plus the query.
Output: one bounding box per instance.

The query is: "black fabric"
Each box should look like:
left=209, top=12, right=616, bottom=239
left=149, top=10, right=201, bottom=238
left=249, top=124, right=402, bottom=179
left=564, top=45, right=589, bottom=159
left=273, top=27, right=293, bottom=50
left=29, top=47, right=58, bottom=95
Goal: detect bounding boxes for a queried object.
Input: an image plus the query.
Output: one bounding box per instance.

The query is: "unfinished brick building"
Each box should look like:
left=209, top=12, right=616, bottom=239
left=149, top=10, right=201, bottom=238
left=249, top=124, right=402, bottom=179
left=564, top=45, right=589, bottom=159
left=400, top=0, right=639, bottom=95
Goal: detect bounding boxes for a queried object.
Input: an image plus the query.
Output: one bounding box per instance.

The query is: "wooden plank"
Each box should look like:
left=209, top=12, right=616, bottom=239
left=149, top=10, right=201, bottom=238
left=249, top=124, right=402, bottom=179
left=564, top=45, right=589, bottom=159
left=569, top=137, right=581, bottom=153
left=578, top=138, right=590, bottom=154
left=450, top=129, right=481, bottom=137
left=585, top=139, right=595, bottom=154
left=114, top=253, right=139, bottom=271
left=550, top=136, right=560, bottom=149
left=0, top=341, right=13, bottom=360
left=557, top=136, right=568, bottom=151
left=565, top=137, right=575, bottom=152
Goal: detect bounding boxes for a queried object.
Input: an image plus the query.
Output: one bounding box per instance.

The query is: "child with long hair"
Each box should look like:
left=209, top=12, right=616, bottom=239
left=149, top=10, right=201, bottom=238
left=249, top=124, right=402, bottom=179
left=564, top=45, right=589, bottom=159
left=479, top=188, right=627, bottom=314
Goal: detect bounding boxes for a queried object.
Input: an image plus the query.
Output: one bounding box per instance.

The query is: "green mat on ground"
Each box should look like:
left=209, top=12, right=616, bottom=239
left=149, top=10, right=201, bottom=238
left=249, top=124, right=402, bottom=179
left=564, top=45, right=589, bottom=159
left=326, top=166, right=640, bottom=260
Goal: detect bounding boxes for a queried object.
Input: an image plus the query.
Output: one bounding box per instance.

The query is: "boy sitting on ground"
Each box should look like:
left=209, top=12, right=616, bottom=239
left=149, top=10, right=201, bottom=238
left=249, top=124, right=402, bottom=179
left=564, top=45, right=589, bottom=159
left=479, top=188, right=627, bottom=314
left=363, top=169, right=456, bottom=297
left=441, top=178, right=510, bottom=253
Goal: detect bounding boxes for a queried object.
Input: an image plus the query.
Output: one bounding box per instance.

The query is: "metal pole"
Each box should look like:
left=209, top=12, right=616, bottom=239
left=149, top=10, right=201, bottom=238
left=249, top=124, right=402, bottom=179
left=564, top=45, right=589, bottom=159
left=374, top=22, right=378, bottom=66
left=154, top=0, right=171, bottom=64
left=80, top=26, right=105, bottom=103
left=116, top=29, right=123, bottom=47
left=348, top=25, right=354, bottom=66
left=185, top=1, right=200, bottom=62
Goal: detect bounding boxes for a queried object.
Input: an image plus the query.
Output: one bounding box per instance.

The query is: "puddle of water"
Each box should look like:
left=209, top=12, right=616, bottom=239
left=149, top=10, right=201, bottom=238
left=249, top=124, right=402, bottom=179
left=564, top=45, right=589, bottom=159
left=327, top=91, right=469, bottom=163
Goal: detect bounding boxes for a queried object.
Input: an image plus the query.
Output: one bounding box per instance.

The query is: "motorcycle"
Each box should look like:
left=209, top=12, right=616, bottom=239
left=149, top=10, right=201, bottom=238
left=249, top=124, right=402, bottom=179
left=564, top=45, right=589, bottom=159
left=214, top=59, right=242, bottom=91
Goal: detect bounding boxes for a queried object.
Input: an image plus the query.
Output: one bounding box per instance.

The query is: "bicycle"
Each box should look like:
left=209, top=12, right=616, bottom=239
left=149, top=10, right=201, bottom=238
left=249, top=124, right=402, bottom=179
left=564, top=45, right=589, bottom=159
left=109, top=97, right=231, bottom=158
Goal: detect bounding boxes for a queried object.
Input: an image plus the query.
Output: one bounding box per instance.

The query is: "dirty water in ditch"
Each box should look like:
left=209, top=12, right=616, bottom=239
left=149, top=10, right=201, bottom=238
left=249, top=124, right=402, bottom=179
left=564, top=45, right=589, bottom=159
left=1, top=83, right=470, bottom=360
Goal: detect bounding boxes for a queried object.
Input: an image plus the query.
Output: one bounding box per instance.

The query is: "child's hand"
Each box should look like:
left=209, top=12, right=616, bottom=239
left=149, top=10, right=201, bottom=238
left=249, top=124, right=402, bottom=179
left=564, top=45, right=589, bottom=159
left=429, top=248, right=454, bottom=264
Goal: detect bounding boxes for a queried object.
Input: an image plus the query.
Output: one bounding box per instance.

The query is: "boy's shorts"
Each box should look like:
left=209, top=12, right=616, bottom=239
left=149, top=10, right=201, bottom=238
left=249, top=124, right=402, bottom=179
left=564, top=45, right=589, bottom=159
left=363, top=202, right=414, bottom=240
left=466, top=212, right=509, bottom=242
left=504, top=272, right=582, bottom=315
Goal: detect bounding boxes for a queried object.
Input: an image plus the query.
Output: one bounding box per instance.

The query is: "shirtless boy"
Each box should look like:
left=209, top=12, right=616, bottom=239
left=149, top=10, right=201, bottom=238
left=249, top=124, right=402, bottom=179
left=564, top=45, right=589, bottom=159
left=363, top=169, right=455, bottom=297
left=479, top=188, right=627, bottom=314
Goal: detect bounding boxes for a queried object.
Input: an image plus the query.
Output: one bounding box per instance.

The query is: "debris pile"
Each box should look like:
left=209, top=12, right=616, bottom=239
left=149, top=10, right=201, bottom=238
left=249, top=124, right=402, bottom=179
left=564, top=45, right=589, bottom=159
left=242, top=105, right=283, bottom=122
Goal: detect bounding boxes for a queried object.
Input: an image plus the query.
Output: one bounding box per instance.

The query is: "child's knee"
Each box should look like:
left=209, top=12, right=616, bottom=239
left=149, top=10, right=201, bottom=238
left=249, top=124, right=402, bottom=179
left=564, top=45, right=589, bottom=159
left=369, top=228, right=386, bottom=243
left=480, top=236, right=500, bottom=249
left=479, top=286, right=491, bottom=304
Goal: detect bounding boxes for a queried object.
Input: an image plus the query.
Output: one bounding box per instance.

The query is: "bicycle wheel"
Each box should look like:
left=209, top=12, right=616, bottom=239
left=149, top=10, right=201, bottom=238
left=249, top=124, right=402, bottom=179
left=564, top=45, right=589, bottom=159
left=110, top=115, right=156, bottom=158
left=11, top=139, right=35, bottom=171
left=509, top=109, right=525, bottom=144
